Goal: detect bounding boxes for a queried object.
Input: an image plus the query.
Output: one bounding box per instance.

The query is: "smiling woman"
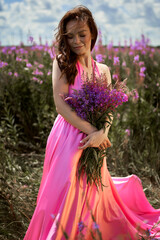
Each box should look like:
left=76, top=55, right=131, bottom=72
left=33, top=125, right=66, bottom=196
left=66, top=21, right=93, bottom=58
left=23, top=5, right=160, bottom=240
left=53, top=6, right=98, bottom=85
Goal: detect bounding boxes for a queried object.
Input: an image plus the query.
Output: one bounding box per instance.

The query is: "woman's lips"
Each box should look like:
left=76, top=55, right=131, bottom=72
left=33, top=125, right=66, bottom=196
left=74, top=46, right=83, bottom=49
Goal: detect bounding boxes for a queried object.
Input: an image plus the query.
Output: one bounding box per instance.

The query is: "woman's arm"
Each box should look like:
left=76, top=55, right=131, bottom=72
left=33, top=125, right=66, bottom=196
left=52, top=58, right=96, bottom=135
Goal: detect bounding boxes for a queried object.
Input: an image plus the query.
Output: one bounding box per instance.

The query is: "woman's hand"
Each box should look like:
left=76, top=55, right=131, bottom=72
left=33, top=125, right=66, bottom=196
left=98, top=138, right=111, bottom=150
left=78, top=129, right=111, bottom=150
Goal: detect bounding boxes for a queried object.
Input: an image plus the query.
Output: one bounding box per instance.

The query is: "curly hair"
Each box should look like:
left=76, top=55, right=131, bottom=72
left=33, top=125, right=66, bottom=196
left=54, top=5, right=98, bottom=85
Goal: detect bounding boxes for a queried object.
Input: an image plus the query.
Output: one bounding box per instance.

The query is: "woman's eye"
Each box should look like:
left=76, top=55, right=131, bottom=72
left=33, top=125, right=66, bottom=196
left=67, top=36, right=73, bottom=39
left=67, top=35, right=85, bottom=39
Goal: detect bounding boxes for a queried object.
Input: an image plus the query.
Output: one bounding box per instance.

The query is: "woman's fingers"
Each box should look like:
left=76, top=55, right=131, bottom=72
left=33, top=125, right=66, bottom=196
left=79, top=132, right=112, bottom=150
left=80, top=139, right=111, bottom=150
left=78, top=140, right=90, bottom=149
left=80, top=135, right=89, bottom=144
left=99, top=143, right=106, bottom=150
left=106, top=138, right=112, bottom=147
left=99, top=138, right=112, bottom=150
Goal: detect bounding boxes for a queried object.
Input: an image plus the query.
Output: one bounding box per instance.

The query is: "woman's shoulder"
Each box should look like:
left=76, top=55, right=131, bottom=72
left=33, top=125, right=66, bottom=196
left=94, top=60, right=112, bottom=84
left=94, top=61, right=110, bottom=74
left=53, top=54, right=63, bottom=71
left=53, top=54, right=61, bottom=63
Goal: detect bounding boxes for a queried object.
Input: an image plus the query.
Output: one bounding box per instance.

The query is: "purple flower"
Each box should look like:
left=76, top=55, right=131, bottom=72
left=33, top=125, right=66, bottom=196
left=10, top=46, right=16, bottom=51
left=48, top=48, right=55, bottom=59
left=142, top=50, right=146, bottom=55
left=32, top=77, right=39, bottom=82
left=122, top=61, right=126, bottom=67
left=23, top=59, right=28, bottom=63
left=113, top=56, right=120, bottom=65
left=93, top=222, right=99, bottom=230
left=65, top=76, right=128, bottom=122
left=125, top=129, right=130, bottom=136
left=26, top=63, right=32, bottom=68
left=47, top=71, right=51, bottom=75
left=107, top=42, right=113, bottom=50
left=32, top=68, right=43, bottom=75
left=0, top=61, right=8, bottom=68
left=96, top=54, right=103, bottom=63
left=78, top=221, right=85, bottom=232
left=8, top=72, right=12, bottom=75
left=146, top=228, right=151, bottom=236
left=139, top=61, right=144, bottom=66
left=28, top=36, right=34, bottom=43
left=139, top=72, right=145, bottom=77
left=134, top=55, right=139, bottom=62
left=32, top=77, right=43, bottom=84
left=38, top=64, right=44, bottom=69
left=140, top=67, right=146, bottom=73
left=129, top=51, right=134, bottom=56
left=14, top=72, right=19, bottom=77
left=130, top=89, right=139, bottom=102
left=112, top=74, right=119, bottom=80
left=16, top=57, right=22, bottom=62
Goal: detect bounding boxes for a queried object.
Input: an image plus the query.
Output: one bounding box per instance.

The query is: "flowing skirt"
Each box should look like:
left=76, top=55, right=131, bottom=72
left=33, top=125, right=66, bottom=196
left=24, top=114, right=160, bottom=240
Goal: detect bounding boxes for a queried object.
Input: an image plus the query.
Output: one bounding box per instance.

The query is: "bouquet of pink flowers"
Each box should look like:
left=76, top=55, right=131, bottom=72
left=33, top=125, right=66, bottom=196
left=65, top=73, right=129, bottom=190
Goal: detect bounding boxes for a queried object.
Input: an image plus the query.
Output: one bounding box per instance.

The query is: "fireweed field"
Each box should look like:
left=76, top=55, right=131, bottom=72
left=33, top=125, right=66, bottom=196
left=0, top=34, right=160, bottom=239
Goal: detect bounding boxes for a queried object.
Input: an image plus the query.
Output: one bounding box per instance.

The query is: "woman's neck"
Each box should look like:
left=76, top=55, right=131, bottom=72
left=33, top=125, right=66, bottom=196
left=77, top=54, right=92, bottom=69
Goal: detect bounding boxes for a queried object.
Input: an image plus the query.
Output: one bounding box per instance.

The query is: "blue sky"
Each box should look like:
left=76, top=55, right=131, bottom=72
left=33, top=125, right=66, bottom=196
left=0, top=0, right=160, bottom=46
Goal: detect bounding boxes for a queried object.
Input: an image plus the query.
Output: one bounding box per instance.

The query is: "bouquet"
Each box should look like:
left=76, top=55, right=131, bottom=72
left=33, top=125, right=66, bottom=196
left=64, top=72, right=129, bottom=190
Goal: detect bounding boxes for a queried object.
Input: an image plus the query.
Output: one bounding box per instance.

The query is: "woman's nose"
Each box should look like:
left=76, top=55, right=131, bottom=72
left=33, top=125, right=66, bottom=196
left=73, top=36, right=80, bottom=44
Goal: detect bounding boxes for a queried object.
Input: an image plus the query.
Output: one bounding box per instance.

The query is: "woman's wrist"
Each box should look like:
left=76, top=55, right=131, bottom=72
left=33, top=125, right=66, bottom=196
left=87, top=124, right=97, bottom=135
left=99, top=127, right=109, bottom=138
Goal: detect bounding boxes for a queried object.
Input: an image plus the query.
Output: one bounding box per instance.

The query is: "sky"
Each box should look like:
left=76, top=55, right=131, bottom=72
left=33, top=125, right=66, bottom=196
left=0, top=0, right=160, bottom=46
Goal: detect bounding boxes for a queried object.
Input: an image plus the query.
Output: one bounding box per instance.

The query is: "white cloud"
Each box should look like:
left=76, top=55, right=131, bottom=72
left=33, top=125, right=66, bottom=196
left=0, top=0, right=160, bottom=46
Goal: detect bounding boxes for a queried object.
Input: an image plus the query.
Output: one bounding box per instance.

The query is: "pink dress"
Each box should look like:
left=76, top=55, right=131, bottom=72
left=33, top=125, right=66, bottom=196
left=24, top=57, right=160, bottom=240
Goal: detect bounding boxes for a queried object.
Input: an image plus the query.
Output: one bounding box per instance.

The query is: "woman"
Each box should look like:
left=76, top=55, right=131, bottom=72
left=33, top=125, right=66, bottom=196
left=24, top=5, right=160, bottom=240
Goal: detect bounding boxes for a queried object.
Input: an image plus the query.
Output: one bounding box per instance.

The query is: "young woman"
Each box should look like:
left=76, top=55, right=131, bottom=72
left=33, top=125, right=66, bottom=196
left=24, top=5, right=160, bottom=240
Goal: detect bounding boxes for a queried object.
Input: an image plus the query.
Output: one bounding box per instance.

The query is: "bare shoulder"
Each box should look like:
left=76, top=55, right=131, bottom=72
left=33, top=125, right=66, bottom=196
left=52, top=57, right=68, bottom=85
left=95, top=61, right=112, bottom=84
left=52, top=57, right=61, bottom=80
left=52, top=56, right=64, bottom=78
left=95, top=62, right=109, bottom=73
left=52, top=56, right=60, bottom=70
left=52, top=54, right=62, bottom=68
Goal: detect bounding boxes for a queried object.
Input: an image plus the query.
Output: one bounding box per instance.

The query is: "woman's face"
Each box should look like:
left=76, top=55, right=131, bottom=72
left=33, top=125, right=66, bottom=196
left=65, top=19, right=93, bottom=56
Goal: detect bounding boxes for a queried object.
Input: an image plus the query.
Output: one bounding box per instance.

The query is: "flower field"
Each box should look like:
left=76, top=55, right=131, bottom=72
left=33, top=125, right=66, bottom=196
left=0, top=34, right=160, bottom=239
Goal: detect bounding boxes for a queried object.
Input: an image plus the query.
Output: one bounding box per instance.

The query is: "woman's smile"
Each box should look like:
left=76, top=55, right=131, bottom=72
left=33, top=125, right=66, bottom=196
left=74, top=45, right=84, bottom=49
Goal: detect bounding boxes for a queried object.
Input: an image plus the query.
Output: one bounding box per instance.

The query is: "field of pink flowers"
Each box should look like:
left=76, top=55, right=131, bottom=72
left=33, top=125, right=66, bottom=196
left=0, top=34, right=160, bottom=239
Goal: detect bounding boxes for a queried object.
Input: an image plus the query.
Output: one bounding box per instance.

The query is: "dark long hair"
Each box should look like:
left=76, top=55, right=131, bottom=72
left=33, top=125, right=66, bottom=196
left=54, top=5, right=98, bottom=85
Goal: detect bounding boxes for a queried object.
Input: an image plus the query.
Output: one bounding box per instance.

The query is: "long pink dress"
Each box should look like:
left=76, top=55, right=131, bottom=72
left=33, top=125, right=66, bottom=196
left=24, top=57, right=160, bottom=240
